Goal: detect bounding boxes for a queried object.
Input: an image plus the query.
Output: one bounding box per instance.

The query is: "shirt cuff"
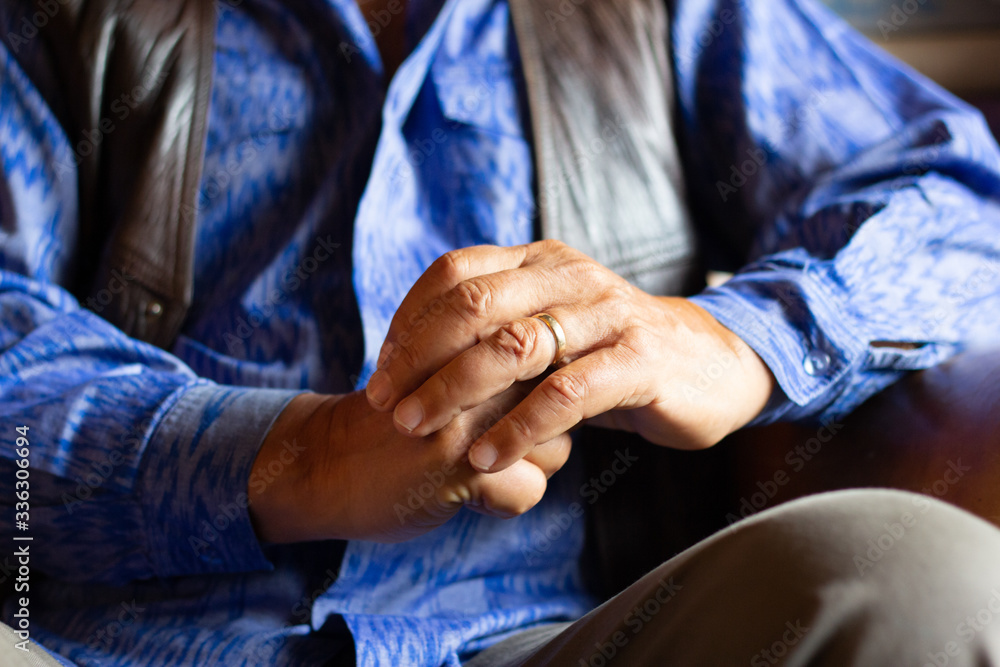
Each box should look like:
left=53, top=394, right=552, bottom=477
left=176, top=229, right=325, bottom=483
left=137, top=383, right=304, bottom=578
left=689, top=250, right=870, bottom=424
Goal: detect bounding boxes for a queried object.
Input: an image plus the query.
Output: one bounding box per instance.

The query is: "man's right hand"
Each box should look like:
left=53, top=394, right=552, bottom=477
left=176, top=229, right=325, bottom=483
left=247, top=385, right=571, bottom=544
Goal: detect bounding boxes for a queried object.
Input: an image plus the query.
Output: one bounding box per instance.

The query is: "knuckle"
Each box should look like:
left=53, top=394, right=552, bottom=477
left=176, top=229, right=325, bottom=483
left=489, top=320, right=538, bottom=365
left=450, top=278, right=494, bottom=324
left=433, top=368, right=465, bottom=403
left=432, top=250, right=470, bottom=285
left=543, top=373, right=587, bottom=414
left=567, top=256, right=604, bottom=285
left=536, top=238, right=567, bottom=254
left=391, top=333, right=422, bottom=372
left=601, top=279, right=634, bottom=306
left=505, top=411, right=536, bottom=444
left=621, top=323, right=656, bottom=355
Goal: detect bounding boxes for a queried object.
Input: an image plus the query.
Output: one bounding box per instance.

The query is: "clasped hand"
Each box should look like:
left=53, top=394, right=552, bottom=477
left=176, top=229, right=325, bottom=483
left=368, top=240, right=775, bottom=472
left=250, top=241, right=774, bottom=545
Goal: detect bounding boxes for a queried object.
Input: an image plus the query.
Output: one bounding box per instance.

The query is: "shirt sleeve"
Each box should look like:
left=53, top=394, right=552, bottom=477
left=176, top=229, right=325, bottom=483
left=0, top=29, right=302, bottom=585
left=673, top=0, right=1000, bottom=423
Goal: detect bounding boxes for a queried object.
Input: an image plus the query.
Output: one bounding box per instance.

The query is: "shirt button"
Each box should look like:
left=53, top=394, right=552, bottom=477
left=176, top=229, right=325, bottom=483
left=803, top=350, right=831, bottom=377
left=146, top=301, right=164, bottom=318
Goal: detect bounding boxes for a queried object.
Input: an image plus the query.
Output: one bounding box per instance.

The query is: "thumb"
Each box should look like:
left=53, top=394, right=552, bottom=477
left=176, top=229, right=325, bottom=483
left=464, top=458, right=549, bottom=519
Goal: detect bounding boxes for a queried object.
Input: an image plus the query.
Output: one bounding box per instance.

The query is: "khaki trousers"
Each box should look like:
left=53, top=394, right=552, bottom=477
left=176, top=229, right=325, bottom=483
left=469, top=489, right=1000, bottom=667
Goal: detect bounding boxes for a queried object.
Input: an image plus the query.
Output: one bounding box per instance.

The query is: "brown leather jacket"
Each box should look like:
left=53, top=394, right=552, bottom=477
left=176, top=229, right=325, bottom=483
left=28, top=0, right=700, bottom=349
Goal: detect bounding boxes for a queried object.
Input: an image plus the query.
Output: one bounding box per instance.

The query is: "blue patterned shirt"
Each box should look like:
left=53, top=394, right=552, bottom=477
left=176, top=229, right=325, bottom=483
left=1, top=0, right=999, bottom=665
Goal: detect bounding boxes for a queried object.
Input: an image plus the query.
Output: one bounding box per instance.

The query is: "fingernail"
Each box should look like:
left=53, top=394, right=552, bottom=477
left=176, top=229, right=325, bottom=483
left=367, top=370, right=392, bottom=407
left=394, top=398, right=423, bottom=433
left=377, top=341, right=394, bottom=368
left=470, top=442, right=498, bottom=472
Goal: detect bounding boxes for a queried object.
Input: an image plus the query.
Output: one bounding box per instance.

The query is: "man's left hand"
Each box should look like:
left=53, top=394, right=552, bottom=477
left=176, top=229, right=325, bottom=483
left=366, top=241, right=775, bottom=473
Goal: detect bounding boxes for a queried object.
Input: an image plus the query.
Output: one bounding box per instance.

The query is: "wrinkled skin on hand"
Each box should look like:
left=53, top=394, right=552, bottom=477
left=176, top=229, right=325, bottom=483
left=249, top=384, right=570, bottom=544
left=366, top=240, right=775, bottom=473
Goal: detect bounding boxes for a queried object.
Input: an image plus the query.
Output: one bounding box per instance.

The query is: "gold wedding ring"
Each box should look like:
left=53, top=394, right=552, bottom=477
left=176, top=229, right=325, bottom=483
left=532, top=313, right=567, bottom=366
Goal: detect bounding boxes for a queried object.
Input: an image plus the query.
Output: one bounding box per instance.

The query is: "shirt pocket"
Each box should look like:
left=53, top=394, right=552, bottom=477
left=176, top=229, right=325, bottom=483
left=430, top=58, right=524, bottom=138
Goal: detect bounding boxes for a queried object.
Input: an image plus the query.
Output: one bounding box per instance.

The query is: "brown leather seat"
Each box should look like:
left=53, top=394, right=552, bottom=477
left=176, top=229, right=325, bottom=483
left=726, top=345, right=1000, bottom=524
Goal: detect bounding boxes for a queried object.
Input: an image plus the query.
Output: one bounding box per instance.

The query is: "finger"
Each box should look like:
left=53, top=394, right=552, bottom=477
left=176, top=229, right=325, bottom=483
left=377, top=244, right=533, bottom=367
left=387, top=244, right=535, bottom=331
left=370, top=246, right=592, bottom=411
left=391, top=312, right=573, bottom=436
left=468, top=346, right=645, bottom=473
left=462, top=458, right=549, bottom=520
left=367, top=245, right=534, bottom=411
left=522, top=432, right=572, bottom=480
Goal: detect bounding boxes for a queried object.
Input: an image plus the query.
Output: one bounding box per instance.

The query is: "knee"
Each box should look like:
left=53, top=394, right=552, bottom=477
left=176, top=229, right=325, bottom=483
left=629, top=490, right=1000, bottom=665
left=728, top=489, right=1000, bottom=658
left=610, top=490, right=1000, bottom=666
left=733, top=488, right=1000, bottom=580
